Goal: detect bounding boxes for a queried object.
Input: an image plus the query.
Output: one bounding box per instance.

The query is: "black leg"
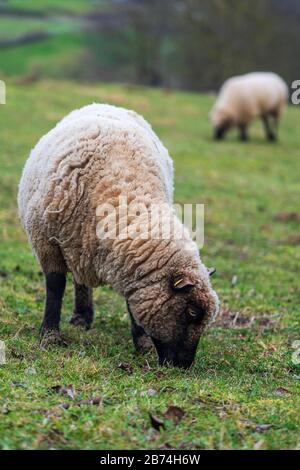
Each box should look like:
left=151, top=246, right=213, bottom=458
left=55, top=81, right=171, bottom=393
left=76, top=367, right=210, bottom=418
left=127, top=302, right=153, bottom=353
left=70, top=282, right=94, bottom=329
left=262, top=115, right=276, bottom=141
left=239, top=124, right=248, bottom=141
left=270, top=110, right=279, bottom=140
left=40, top=272, right=66, bottom=347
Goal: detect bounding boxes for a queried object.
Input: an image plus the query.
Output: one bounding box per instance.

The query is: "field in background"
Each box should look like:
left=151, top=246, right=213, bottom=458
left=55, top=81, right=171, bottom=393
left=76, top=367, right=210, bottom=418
left=0, top=0, right=98, bottom=78
left=2, top=0, right=94, bottom=12
left=0, top=80, right=299, bottom=449
left=2, top=0, right=300, bottom=91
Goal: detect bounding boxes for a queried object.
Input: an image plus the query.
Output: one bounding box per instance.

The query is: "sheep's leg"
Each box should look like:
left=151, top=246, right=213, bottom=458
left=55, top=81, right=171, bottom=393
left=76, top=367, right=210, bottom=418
left=239, top=124, right=248, bottom=141
left=131, top=316, right=153, bottom=354
left=40, top=272, right=67, bottom=348
left=270, top=110, right=279, bottom=138
left=70, top=282, right=94, bottom=329
left=127, top=302, right=153, bottom=353
left=262, top=114, right=276, bottom=141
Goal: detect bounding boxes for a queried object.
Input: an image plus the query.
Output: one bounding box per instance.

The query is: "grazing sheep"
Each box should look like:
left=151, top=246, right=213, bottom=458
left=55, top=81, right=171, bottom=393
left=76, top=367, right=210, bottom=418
left=18, top=104, right=219, bottom=368
left=210, top=72, right=288, bottom=141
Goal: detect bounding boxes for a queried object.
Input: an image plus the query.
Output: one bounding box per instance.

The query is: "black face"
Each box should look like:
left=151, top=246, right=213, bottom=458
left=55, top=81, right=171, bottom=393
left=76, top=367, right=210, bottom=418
left=150, top=301, right=208, bottom=369
left=214, top=125, right=227, bottom=140
left=127, top=269, right=218, bottom=369
left=151, top=337, right=199, bottom=369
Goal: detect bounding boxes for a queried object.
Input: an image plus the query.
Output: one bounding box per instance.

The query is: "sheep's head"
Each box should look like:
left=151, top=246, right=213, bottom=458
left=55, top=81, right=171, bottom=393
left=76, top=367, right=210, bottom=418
left=127, top=251, right=219, bottom=368
left=210, top=107, right=233, bottom=140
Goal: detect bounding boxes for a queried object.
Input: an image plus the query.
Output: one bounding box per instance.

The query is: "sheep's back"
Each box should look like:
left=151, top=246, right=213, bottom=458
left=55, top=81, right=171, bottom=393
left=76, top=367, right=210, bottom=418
left=216, top=72, right=288, bottom=123
left=18, top=104, right=173, bottom=225
left=18, top=104, right=174, bottom=283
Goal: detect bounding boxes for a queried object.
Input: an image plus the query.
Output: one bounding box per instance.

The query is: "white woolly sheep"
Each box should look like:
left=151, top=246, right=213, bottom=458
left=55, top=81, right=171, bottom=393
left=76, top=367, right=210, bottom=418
left=210, top=72, right=288, bottom=141
left=18, top=104, right=219, bottom=368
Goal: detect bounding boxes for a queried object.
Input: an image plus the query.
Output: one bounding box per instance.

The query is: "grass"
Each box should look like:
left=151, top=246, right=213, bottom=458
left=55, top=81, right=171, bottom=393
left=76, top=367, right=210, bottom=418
left=0, top=0, right=96, bottom=14
left=0, top=17, right=83, bottom=41
left=0, top=3, right=117, bottom=81
left=0, top=33, right=85, bottom=77
left=0, top=80, right=299, bottom=450
left=0, top=0, right=95, bottom=79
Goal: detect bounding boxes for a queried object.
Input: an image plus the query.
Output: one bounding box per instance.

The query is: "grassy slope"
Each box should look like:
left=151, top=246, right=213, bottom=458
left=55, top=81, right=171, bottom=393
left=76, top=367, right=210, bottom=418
left=0, top=33, right=85, bottom=77
left=0, top=80, right=299, bottom=450
left=0, top=0, right=90, bottom=77
left=0, top=0, right=93, bottom=13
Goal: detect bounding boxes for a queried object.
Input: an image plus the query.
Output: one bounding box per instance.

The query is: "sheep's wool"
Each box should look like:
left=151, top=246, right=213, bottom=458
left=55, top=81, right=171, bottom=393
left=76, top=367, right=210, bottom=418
left=211, top=72, right=288, bottom=127
left=18, top=104, right=199, bottom=290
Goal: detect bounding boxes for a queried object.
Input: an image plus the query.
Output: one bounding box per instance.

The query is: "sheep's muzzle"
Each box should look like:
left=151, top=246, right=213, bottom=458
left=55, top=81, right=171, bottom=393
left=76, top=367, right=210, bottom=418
left=214, top=126, right=226, bottom=140
left=151, top=337, right=198, bottom=369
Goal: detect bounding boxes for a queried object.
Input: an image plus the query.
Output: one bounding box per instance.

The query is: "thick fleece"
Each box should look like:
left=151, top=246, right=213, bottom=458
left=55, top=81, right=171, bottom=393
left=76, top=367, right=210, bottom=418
left=18, top=104, right=219, bottom=367
left=211, top=72, right=288, bottom=139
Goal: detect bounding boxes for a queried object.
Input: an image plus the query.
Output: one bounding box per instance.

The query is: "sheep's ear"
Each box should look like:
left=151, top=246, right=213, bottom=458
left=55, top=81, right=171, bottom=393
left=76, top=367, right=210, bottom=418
left=173, top=276, right=194, bottom=290
left=208, top=267, right=216, bottom=277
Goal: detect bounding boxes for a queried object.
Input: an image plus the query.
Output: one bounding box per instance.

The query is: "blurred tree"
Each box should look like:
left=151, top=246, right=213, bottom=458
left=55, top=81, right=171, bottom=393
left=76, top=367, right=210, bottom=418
left=80, top=0, right=300, bottom=90
left=178, top=0, right=291, bottom=90
left=83, top=0, right=179, bottom=86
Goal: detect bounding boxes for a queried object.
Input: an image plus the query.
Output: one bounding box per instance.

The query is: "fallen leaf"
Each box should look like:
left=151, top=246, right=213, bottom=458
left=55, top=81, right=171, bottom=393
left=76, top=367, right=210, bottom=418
left=275, top=387, right=290, bottom=396
left=255, top=424, right=273, bottom=432
left=253, top=439, right=265, bottom=450
left=10, top=348, right=25, bottom=360
left=140, top=360, right=152, bottom=372
left=149, top=413, right=165, bottom=431
left=60, top=403, right=71, bottom=410
left=216, top=307, right=280, bottom=331
left=0, top=406, right=10, bottom=415
left=60, top=396, right=102, bottom=410
left=140, top=388, right=157, bottom=397
left=25, top=366, right=37, bottom=375
left=35, top=427, right=68, bottom=447
left=281, top=235, right=300, bottom=246
left=118, top=362, right=133, bottom=374
left=50, top=385, right=76, bottom=400
left=164, top=405, right=185, bottom=424
left=155, top=370, right=167, bottom=379
left=77, top=396, right=102, bottom=406
left=11, top=381, right=27, bottom=388
left=149, top=404, right=185, bottom=432
left=158, top=443, right=173, bottom=449
left=275, top=212, right=300, bottom=222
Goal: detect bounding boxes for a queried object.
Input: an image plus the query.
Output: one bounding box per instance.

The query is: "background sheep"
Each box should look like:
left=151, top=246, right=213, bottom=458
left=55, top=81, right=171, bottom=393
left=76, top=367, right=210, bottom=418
left=18, top=104, right=219, bottom=368
left=210, top=72, right=288, bottom=141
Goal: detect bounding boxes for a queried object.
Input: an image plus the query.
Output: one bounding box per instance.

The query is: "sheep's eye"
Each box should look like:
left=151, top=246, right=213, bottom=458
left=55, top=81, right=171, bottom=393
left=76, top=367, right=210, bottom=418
left=187, top=306, right=205, bottom=321
left=188, top=308, right=200, bottom=319
left=189, top=308, right=198, bottom=317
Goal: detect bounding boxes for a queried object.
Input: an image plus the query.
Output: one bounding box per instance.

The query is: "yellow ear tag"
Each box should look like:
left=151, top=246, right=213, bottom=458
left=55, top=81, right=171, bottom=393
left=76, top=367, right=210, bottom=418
left=174, top=278, right=183, bottom=287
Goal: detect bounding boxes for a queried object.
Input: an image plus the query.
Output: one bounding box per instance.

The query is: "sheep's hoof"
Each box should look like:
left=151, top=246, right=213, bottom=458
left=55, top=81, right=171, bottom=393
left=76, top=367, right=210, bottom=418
left=134, top=335, right=154, bottom=354
left=40, top=329, right=68, bottom=349
left=69, top=313, right=92, bottom=330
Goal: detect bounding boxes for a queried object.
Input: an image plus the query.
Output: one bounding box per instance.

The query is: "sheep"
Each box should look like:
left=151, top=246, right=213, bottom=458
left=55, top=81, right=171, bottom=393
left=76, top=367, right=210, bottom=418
left=18, top=103, right=219, bottom=368
left=210, top=72, right=288, bottom=141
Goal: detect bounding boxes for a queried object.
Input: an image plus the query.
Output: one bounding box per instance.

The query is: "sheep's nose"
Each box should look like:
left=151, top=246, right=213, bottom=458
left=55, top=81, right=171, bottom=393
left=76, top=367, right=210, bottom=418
left=160, top=356, right=194, bottom=369
left=152, top=338, right=197, bottom=369
left=214, top=128, right=223, bottom=140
